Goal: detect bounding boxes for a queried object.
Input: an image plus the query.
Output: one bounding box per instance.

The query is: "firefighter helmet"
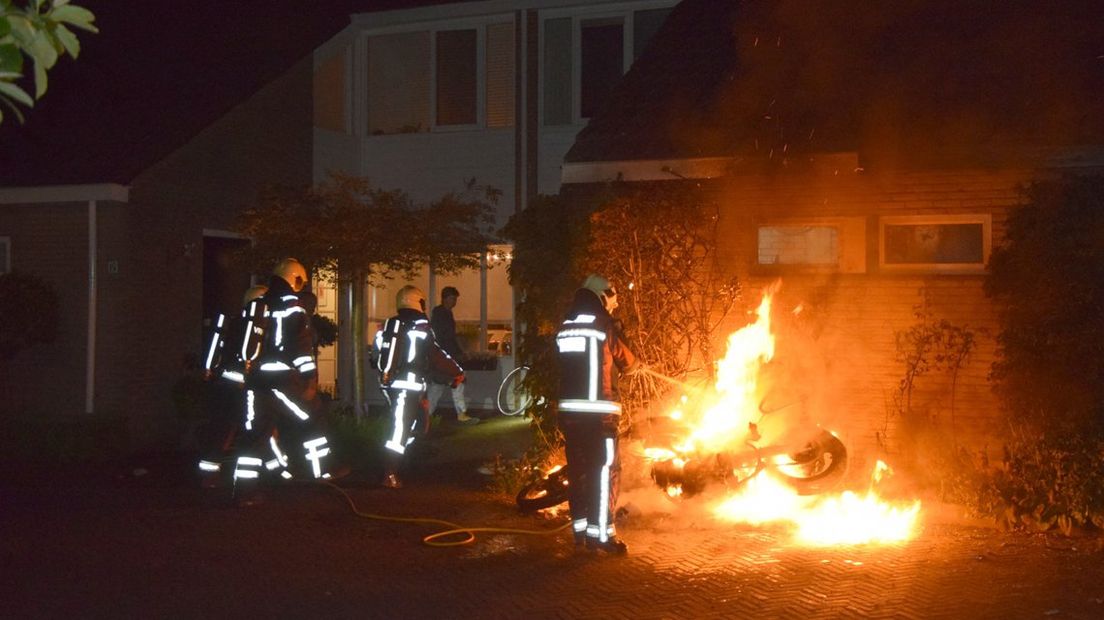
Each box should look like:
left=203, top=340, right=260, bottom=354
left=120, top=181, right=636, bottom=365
left=582, top=274, right=618, bottom=312
left=396, top=285, right=427, bottom=313
left=242, top=285, right=268, bottom=305
left=273, top=258, right=308, bottom=292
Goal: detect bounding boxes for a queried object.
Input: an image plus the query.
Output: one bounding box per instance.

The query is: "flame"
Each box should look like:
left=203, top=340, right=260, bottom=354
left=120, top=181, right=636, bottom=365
left=650, top=287, right=922, bottom=546
left=713, top=462, right=921, bottom=545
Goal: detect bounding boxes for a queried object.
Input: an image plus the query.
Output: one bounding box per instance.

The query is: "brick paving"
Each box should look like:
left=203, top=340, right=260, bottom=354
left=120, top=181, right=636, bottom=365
left=3, top=416, right=1104, bottom=619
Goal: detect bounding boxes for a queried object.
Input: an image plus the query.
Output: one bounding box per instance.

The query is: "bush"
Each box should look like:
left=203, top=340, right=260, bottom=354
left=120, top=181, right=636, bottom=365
left=986, top=174, right=1104, bottom=433
left=972, top=433, right=1104, bottom=534
left=0, top=271, right=60, bottom=361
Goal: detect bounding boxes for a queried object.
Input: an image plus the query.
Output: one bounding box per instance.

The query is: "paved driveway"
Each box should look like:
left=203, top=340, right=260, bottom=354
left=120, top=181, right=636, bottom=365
left=3, top=417, right=1103, bottom=619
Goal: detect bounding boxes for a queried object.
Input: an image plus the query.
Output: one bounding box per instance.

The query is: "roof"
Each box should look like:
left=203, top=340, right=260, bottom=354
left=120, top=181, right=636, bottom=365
left=566, top=0, right=1104, bottom=167
left=0, top=0, right=469, bottom=186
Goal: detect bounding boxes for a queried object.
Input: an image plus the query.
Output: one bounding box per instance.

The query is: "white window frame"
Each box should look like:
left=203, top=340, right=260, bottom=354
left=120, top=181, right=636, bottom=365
left=539, top=0, right=678, bottom=127
left=753, top=216, right=867, bottom=274
left=0, top=236, right=10, bottom=274
left=430, top=23, right=486, bottom=132
left=878, top=214, right=992, bottom=274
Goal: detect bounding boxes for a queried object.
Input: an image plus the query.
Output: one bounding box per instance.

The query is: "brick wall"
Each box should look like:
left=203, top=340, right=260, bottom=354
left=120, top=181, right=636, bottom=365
left=0, top=55, right=315, bottom=450
left=709, top=166, right=1051, bottom=460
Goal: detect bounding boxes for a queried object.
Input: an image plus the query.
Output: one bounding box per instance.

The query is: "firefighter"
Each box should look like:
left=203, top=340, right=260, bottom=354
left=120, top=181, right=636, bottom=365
left=196, top=284, right=267, bottom=486
left=375, top=285, right=463, bottom=489
left=232, top=259, right=336, bottom=498
left=556, top=274, right=641, bottom=554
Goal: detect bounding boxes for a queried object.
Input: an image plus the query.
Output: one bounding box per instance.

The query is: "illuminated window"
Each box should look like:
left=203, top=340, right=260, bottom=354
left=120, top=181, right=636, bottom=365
left=0, top=236, right=9, bottom=274
left=758, top=226, right=839, bottom=266
left=313, top=48, right=347, bottom=133
left=879, top=214, right=991, bottom=273
left=485, top=22, right=515, bottom=128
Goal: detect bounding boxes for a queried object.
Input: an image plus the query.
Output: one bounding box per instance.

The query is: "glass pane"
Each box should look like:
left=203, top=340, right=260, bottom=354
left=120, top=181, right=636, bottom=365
left=436, top=29, right=478, bottom=126
left=543, top=18, right=572, bottom=126
left=313, top=49, right=346, bottom=132
left=758, top=226, right=839, bottom=265
left=0, top=237, right=9, bottom=274
left=580, top=20, right=623, bottom=119
left=884, top=223, right=984, bottom=264
left=486, top=22, right=516, bottom=128
left=368, top=32, right=431, bottom=135
left=633, top=8, right=672, bottom=61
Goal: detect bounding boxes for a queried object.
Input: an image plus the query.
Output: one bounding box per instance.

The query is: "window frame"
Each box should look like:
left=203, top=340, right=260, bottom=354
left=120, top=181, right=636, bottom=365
left=313, top=43, right=353, bottom=135
left=430, top=24, right=485, bottom=132
left=539, top=0, right=678, bottom=128
left=756, top=224, right=842, bottom=270
left=878, top=213, right=992, bottom=274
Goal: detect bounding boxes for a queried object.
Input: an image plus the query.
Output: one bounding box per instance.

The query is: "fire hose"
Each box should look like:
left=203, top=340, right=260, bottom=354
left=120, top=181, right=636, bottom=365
left=319, top=480, right=571, bottom=547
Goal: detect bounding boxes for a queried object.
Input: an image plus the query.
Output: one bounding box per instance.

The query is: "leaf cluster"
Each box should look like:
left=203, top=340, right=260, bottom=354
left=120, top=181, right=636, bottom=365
left=238, top=172, right=496, bottom=285
left=974, top=432, right=1104, bottom=535
left=985, top=174, right=1104, bottom=434
left=0, top=0, right=97, bottom=124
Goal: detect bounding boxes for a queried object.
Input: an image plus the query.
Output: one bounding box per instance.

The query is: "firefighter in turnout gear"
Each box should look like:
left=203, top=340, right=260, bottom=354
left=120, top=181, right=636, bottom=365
left=196, top=284, right=267, bottom=484
left=375, top=285, right=463, bottom=489
left=556, top=274, right=640, bottom=554
left=232, top=259, right=336, bottom=497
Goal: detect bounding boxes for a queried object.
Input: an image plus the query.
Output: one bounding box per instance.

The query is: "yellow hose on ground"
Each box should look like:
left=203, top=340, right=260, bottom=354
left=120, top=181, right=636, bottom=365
left=320, top=481, right=571, bottom=547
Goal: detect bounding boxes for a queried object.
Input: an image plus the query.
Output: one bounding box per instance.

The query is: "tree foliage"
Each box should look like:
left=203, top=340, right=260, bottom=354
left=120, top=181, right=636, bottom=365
left=0, top=270, right=59, bottom=362
left=239, top=172, right=496, bottom=283
left=985, top=174, right=1104, bottom=435
left=0, top=0, right=97, bottom=125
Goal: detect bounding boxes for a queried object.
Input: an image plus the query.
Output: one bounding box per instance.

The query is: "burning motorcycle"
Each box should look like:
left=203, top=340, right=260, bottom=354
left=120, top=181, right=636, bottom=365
left=516, top=411, right=848, bottom=513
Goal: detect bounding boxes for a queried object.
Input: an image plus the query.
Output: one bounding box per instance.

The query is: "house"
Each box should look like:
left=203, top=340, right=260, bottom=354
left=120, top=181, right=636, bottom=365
left=559, top=0, right=1104, bottom=456
left=309, top=0, right=679, bottom=406
left=0, top=0, right=682, bottom=447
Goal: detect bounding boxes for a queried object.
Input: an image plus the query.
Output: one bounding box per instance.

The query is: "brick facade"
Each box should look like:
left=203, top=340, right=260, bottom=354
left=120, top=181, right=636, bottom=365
left=0, top=56, right=315, bottom=449
left=708, top=166, right=1059, bottom=460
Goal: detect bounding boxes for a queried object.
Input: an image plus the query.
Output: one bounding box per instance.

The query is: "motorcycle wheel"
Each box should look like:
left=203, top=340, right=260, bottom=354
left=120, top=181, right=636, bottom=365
left=774, top=430, right=848, bottom=495
left=516, top=466, right=570, bottom=513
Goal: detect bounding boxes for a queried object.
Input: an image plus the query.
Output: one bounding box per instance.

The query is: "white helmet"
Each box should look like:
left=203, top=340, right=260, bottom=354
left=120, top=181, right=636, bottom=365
left=273, top=258, right=308, bottom=292
left=396, top=285, right=427, bottom=312
left=582, top=273, right=618, bottom=312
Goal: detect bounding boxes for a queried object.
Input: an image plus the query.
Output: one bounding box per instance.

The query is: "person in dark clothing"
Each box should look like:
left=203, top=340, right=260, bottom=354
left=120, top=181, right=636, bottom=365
left=428, top=286, right=477, bottom=425
left=232, top=259, right=337, bottom=500
left=556, top=274, right=641, bottom=554
left=375, top=285, right=464, bottom=488
left=197, top=284, right=267, bottom=486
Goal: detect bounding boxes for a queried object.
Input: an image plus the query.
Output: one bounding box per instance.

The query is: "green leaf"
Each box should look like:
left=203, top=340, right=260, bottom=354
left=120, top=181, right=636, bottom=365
left=33, top=58, right=45, bottom=97
left=0, top=77, right=33, bottom=106
left=6, top=15, right=35, bottom=46
left=53, top=22, right=77, bottom=57
left=50, top=5, right=96, bottom=33
left=0, top=16, right=11, bottom=39
left=28, top=30, right=57, bottom=69
left=0, top=43, right=20, bottom=72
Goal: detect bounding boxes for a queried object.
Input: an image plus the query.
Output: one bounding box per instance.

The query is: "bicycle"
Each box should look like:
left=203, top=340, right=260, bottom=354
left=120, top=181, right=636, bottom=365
left=496, top=365, right=532, bottom=416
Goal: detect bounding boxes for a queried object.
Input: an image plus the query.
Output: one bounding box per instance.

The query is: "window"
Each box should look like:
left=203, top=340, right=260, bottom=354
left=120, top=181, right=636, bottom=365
left=758, top=226, right=839, bottom=266
left=543, top=18, right=573, bottom=126
left=633, top=8, right=672, bottom=60
left=879, top=215, right=991, bottom=273
left=580, top=18, right=624, bottom=119
left=313, top=48, right=347, bottom=133
left=436, top=29, right=478, bottom=126
left=368, top=32, right=431, bottom=135
left=485, top=22, right=515, bottom=128
left=0, top=236, right=9, bottom=274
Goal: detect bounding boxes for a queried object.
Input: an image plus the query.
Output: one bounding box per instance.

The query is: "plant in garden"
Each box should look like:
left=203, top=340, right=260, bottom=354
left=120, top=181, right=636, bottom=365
left=986, top=174, right=1104, bottom=435
left=581, top=182, right=741, bottom=430
left=239, top=172, right=496, bottom=414
left=0, top=0, right=97, bottom=124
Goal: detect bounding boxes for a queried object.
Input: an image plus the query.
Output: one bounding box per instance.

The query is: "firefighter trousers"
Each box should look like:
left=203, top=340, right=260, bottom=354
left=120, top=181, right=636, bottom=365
left=232, top=387, right=332, bottom=482
left=559, top=412, right=621, bottom=543
left=381, top=386, right=429, bottom=474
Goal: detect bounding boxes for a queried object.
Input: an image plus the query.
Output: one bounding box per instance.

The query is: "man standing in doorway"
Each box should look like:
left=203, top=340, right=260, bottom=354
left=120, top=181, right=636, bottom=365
left=428, top=286, right=478, bottom=425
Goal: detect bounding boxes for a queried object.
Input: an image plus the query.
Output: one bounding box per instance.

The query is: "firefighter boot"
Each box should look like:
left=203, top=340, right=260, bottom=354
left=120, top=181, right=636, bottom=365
left=587, top=536, right=628, bottom=555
